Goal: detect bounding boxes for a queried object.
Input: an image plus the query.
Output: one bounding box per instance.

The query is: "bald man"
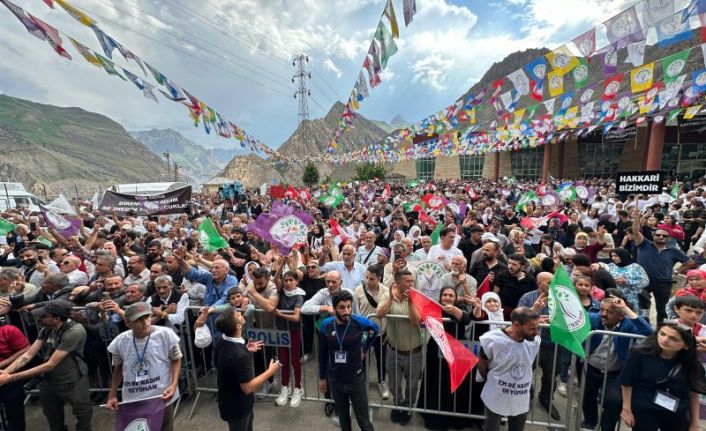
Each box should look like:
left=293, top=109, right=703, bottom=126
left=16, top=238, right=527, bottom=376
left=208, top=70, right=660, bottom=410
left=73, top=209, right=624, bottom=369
left=320, top=245, right=367, bottom=291
left=59, top=255, right=88, bottom=287
left=517, top=271, right=561, bottom=421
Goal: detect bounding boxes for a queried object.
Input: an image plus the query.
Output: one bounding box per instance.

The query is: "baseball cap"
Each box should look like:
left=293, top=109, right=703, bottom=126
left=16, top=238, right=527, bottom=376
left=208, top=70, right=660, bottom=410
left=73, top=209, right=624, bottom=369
left=481, top=232, right=500, bottom=244
left=124, top=302, right=152, bottom=322
left=31, top=299, right=72, bottom=319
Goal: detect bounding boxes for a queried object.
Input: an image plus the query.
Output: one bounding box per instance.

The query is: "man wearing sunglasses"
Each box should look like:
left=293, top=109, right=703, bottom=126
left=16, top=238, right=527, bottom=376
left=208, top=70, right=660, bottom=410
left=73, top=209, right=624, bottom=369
left=632, top=209, right=695, bottom=323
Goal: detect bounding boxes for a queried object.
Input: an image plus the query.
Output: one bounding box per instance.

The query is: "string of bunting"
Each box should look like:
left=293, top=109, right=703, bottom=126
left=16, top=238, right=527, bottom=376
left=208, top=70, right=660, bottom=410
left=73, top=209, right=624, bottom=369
left=318, top=0, right=706, bottom=165
left=326, top=0, right=417, bottom=153
left=1, top=0, right=291, bottom=163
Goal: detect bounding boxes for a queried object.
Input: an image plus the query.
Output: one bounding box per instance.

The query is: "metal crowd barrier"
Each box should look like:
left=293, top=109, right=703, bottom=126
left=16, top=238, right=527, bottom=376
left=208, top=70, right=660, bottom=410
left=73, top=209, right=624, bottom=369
left=9, top=303, right=660, bottom=430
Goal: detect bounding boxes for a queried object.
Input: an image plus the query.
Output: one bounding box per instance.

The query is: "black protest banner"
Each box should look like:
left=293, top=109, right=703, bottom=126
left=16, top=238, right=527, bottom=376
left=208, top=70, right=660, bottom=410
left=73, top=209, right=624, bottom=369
left=98, top=186, right=192, bottom=215
left=678, top=115, right=706, bottom=134
left=603, top=124, right=636, bottom=144
left=615, top=171, right=663, bottom=195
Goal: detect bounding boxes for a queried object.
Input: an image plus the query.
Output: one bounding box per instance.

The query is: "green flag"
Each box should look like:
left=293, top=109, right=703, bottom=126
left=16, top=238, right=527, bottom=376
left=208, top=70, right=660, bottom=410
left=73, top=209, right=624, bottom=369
left=403, top=200, right=424, bottom=212
left=429, top=223, right=444, bottom=245
left=0, top=218, right=15, bottom=236
left=198, top=218, right=229, bottom=252
left=670, top=182, right=679, bottom=199
left=328, top=185, right=343, bottom=198
left=548, top=265, right=591, bottom=358
left=662, top=48, right=691, bottom=84
left=558, top=186, right=577, bottom=203
left=573, top=57, right=589, bottom=89
left=515, top=190, right=537, bottom=212
left=319, top=193, right=344, bottom=208
left=374, top=21, right=398, bottom=69
left=407, top=180, right=419, bottom=188
left=95, top=53, right=126, bottom=81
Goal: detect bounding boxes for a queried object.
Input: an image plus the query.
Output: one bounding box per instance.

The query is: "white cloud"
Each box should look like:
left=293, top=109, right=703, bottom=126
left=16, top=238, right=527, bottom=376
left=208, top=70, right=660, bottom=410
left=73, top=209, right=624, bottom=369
left=410, top=53, right=455, bottom=91
left=323, top=58, right=343, bottom=77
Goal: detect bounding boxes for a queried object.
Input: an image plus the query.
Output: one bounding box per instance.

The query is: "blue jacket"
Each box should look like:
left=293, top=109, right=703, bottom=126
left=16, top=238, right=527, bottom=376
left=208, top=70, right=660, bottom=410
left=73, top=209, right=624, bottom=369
left=318, top=314, right=379, bottom=381
left=588, top=313, right=652, bottom=365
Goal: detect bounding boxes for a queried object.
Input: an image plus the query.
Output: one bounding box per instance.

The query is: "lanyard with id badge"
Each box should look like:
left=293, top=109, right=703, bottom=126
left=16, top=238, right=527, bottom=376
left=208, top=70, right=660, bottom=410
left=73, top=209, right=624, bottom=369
left=334, top=319, right=351, bottom=364
left=131, top=332, right=152, bottom=382
left=653, top=362, right=682, bottom=413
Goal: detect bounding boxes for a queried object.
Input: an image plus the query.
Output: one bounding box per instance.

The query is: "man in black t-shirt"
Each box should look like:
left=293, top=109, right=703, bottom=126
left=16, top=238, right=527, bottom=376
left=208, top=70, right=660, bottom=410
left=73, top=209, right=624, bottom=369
left=215, top=309, right=280, bottom=431
left=493, top=254, right=537, bottom=320
left=300, top=262, right=326, bottom=362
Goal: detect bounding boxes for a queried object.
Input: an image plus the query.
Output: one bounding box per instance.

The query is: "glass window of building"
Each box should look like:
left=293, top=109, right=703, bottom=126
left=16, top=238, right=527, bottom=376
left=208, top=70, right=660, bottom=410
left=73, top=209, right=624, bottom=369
left=577, top=141, right=625, bottom=178
left=415, top=157, right=436, bottom=181
left=459, top=155, right=485, bottom=179
left=511, top=148, right=543, bottom=178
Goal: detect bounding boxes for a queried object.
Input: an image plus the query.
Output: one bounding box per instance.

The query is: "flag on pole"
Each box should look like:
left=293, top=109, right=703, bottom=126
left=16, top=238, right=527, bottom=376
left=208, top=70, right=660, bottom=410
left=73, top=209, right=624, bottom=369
left=548, top=265, right=591, bottom=358
left=430, top=222, right=444, bottom=245
left=670, top=182, right=679, bottom=199
left=329, top=217, right=341, bottom=237
left=476, top=275, right=491, bottom=298
left=40, top=205, right=80, bottom=239
left=418, top=211, right=438, bottom=226
left=0, top=218, right=15, bottom=236
left=409, top=289, right=479, bottom=392
left=197, top=218, right=229, bottom=252
left=248, top=203, right=313, bottom=253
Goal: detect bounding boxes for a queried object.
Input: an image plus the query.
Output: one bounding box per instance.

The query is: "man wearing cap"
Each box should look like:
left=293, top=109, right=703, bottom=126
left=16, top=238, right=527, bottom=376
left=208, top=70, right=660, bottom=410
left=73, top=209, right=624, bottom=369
left=106, top=302, right=182, bottom=431
left=0, top=299, right=92, bottom=431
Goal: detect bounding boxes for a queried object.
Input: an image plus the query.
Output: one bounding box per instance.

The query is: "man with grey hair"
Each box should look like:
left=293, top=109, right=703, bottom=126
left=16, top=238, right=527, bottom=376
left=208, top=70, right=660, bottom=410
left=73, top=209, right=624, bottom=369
left=58, top=255, right=88, bottom=288
left=321, top=244, right=367, bottom=291
left=146, top=275, right=189, bottom=328
left=413, top=236, right=432, bottom=261
left=441, top=255, right=476, bottom=306
left=19, top=273, right=72, bottom=310
left=302, top=270, right=359, bottom=315
left=383, top=242, right=417, bottom=288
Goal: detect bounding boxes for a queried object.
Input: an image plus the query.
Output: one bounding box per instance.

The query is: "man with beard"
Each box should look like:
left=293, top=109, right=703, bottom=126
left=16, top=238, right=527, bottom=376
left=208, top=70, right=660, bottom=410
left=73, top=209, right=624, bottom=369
left=493, top=254, right=537, bottom=320
left=0, top=299, right=92, bottom=431
left=15, top=247, right=59, bottom=289
left=145, top=240, right=165, bottom=268
left=319, top=290, right=378, bottom=431
left=144, top=262, right=167, bottom=298
left=459, top=225, right=484, bottom=271
left=631, top=209, right=695, bottom=323
left=124, top=255, right=150, bottom=291
left=163, top=254, right=184, bottom=288
left=478, top=307, right=541, bottom=431
left=469, top=241, right=506, bottom=292
left=357, top=231, right=384, bottom=267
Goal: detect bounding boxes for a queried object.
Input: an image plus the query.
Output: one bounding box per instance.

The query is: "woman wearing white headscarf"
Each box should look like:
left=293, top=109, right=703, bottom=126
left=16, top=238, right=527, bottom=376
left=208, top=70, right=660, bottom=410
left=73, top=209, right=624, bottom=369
left=389, top=229, right=405, bottom=261
left=407, top=225, right=422, bottom=250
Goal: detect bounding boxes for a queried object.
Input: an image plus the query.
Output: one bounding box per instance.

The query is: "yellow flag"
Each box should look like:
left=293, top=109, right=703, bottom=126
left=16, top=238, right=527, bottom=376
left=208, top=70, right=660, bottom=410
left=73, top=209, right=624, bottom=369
left=564, top=106, right=579, bottom=124
left=630, top=62, right=654, bottom=94
left=349, top=92, right=359, bottom=110
left=69, top=37, right=101, bottom=66
left=384, top=0, right=399, bottom=38
left=56, top=0, right=96, bottom=27
left=684, top=105, right=702, bottom=119
left=514, top=109, right=525, bottom=125
left=546, top=45, right=579, bottom=75
left=468, top=108, right=476, bottom=124
left=547, top=70, right=564, bottom=97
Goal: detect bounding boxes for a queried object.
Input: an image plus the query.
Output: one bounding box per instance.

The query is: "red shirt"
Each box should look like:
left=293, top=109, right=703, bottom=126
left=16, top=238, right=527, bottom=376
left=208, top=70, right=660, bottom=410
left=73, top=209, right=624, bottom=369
left=0, top=325, right=29, bottom=361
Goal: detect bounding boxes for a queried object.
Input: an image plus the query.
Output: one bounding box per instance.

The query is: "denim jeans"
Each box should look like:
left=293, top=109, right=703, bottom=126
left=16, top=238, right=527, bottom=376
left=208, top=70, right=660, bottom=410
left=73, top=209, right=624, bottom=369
left=329, top=373, right=374, bottom=431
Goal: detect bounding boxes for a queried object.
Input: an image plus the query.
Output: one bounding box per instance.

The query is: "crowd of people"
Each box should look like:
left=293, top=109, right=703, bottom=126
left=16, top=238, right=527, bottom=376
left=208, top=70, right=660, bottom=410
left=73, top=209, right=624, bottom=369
left=0, top=176, right=703, bottom=431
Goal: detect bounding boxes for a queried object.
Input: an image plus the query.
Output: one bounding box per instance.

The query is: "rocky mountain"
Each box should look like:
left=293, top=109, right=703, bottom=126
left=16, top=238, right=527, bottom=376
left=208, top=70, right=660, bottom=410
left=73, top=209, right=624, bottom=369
left=0, top=94, right=169, bottom=197
left=218, top=101, right=389, bottom=187
left=371, top=114, right=408, bottom=133
left=129, top=128, right=226, bottom=184
left=209, top=147, right=244, bottom=163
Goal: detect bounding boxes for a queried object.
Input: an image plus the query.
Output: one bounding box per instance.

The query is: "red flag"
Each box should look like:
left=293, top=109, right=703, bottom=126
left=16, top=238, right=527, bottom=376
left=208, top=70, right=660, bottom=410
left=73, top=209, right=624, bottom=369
left=409, top=288, right=442, bottom=321
left=421, top=194, right=446, bottom=210
left=410, top=289, right=478, bottom=392
left=382, top=183, right=391, bottom=199
left=529, top=79, right=543, bottom=101
left=329, top=217, right=341, bottom=236
left=602, top=73, right=623, bottom=101
left=285, top=185, right=297, bottom=199
left=298, top=188, right=311, bottom=202
left=546, top=210, right=569, bottom=226
left=418, top=211, right=438, bottom=226
left=476, top=275, right=491, bottom=298
left=520, top=217, right=537, bottom=230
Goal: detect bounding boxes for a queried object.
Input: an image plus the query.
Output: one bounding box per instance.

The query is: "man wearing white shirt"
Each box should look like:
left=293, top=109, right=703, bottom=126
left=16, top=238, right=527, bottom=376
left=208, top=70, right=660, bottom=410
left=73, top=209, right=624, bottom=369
left=426, top=227, right=462, bottom=271
left=59, top=255, right=88, bottom=287
left=413, top=236, right=432, bottom=261
left=356, top=232, right=383, bottom=267
left=320, top=245, right=367, bottom=291
left=146, top=275, right=189, bottom=328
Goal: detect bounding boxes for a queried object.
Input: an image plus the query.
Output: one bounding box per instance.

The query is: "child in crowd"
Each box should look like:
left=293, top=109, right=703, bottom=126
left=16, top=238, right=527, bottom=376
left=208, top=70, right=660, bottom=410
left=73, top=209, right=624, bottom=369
left=273, top=271, right=304, bottom=408
left=671, top=295, right=706, bottom=420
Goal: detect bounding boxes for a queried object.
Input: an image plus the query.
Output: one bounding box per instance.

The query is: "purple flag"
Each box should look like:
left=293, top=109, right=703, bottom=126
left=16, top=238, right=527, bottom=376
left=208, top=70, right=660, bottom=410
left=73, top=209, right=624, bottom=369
left=115, top=397, right=165, bottom=431
left=40, top=205, right=80, bottom=239
left=446, top=201, right=467, bottom=221
left=249, top=203, right=313, bottom=253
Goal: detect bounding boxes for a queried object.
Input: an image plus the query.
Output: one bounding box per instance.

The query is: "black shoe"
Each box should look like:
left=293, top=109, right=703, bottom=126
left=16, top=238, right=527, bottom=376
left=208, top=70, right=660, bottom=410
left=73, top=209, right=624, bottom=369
left=540, top=401, right=560, bottom=420
left=580, top=422, right=596, bottom=430
left=390, top=409, right=400, bottom=423
left=398, top=411, right=412, bottom=425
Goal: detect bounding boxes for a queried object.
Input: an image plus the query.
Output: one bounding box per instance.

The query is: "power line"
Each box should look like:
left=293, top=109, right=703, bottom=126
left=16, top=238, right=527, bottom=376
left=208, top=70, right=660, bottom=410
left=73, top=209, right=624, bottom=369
left=168, top=0, right=293, bottom=72
left=292, top=54, right=312, bottom=124
left=91, top=0, right=295, bottom=88
left=72, top=7, right=293, bottom=98
left=310, top=64, right=344, bottom=102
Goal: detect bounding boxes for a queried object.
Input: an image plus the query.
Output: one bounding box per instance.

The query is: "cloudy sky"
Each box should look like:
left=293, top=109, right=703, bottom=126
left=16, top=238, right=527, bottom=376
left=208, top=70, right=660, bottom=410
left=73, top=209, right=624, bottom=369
left=0, top=0, right=638, bottom=150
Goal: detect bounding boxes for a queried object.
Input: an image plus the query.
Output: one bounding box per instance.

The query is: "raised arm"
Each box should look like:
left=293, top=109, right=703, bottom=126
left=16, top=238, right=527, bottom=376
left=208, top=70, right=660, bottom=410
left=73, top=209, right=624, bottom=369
left=631, top=209, right=644, bottom=246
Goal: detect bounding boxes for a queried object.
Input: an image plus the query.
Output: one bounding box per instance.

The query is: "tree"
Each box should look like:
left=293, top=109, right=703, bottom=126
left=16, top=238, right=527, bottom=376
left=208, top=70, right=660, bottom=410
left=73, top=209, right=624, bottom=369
left=354, top=164, right=386, bottom=181
left=302, top=162, right=320, bottom=186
